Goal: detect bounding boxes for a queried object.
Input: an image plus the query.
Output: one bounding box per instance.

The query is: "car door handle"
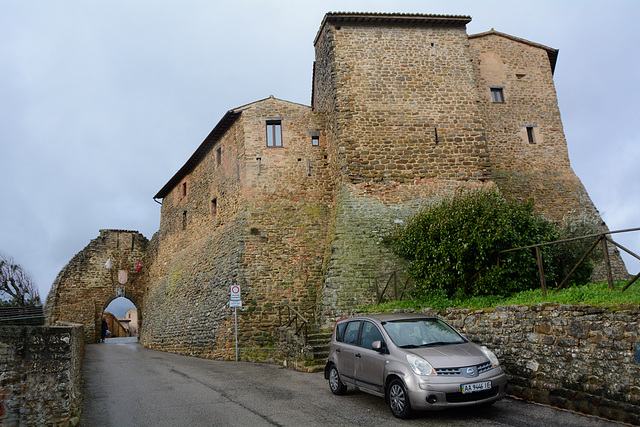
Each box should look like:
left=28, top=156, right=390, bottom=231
left=356, top=353, right=361, bottom=358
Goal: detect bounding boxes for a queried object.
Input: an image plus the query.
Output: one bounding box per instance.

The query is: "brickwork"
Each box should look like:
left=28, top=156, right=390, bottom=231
left=0, top=325, right=84, bottom=426
left=319, top=179, right=494, bottom=327
left=314, top=16, right=489, bottom=184
left=441, top=304, right=640, bottom=424
left=140, top=97, right=333, bottom=359
left=45, top=230, right=148, bottom=343
left=47, top=12, right=628, bottom=365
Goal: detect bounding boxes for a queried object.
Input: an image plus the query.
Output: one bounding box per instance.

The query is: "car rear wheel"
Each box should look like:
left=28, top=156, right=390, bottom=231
left=328, top=365, right=347, bottom=395
left=388, top=378, right=412, bottom=418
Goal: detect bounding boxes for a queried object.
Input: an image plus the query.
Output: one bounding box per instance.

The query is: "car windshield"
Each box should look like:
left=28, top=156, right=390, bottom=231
left=382, top=318, right=466, bottom=348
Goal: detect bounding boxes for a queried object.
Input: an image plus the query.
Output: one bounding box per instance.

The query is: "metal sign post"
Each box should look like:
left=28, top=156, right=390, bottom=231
left=230, top=281, right=242, bottom=361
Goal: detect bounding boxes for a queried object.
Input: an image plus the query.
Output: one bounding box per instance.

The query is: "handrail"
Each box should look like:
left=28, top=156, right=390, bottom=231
left=277, top=304, right=314, bottom=345
left=0, top=306, right=45, bottom=325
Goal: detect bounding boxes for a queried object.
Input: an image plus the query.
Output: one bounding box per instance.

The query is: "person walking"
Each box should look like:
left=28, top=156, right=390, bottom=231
left=101, top=317, right=108, bottom=342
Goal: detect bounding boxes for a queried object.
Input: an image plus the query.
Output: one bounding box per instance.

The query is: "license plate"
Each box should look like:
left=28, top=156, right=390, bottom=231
left=461, top=381, right=491, bottom=394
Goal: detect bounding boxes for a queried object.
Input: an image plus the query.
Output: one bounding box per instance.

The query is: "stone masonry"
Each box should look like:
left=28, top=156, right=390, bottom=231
left=47, top=12, right=628, bottom=362
left=0, top=325, right=84, bottom=426
left=45, top=230, right=148, bottom=343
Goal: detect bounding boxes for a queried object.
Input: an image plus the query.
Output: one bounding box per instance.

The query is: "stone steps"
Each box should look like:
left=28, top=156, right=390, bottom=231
left=304, top=329, right=332, bottom=372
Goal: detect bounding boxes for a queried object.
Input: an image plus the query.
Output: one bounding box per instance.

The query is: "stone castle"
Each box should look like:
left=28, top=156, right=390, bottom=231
left=45, top=12, right=627, bottom=359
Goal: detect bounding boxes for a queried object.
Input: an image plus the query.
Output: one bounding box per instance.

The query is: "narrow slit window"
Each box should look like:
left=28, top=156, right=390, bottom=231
left=211, top=198, right=217, bottom=216
left=266, top=120, right=282, bottom=147
left=491, top=87, right=504, bottom=103
left=182, top=211, right=187, bottom=230
left=526, top=126, right=535, bottom=144
left=182, top=182, right=188, bottom=197
left=216, top=147, right=222, bottom=166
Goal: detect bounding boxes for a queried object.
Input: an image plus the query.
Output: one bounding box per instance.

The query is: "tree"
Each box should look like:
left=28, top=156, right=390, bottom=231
left=0, top=252, right=41, bottom=307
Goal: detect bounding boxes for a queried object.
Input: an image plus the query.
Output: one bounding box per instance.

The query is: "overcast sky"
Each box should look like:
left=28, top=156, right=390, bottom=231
left=1, top=0, right=638, bottom=307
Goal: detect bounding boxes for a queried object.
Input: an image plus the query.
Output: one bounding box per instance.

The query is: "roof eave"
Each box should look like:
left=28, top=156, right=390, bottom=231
left=153, top=110, right=240, bottom=200
left=469, top=29, right=559, bottom=74
left=314, top=12, right=472, bottom=45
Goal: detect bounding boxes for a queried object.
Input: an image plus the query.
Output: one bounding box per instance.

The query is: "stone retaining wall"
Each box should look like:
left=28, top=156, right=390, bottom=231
left=0, top=324, right=84, bottom=426
left=421, top=304, right=639, bottom=424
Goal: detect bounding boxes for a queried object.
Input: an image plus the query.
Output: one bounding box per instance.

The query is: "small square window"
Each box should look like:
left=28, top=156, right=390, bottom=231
left=491, top=87, right=504, bottom=103
left=266, top=120, right=282, bottom=147
left=312, top=135, right=319, bottom=146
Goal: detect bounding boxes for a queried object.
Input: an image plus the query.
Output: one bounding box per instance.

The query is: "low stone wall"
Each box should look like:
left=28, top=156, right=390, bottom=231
left=420, top=304, right=639, bottom=425
left=0, top=324, right=84, bottom=427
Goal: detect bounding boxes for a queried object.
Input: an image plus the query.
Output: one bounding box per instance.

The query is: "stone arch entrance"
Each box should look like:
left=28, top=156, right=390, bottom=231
left=103, top=296, right=139, bottom=338
left=45, top=230, right=149, bottom=343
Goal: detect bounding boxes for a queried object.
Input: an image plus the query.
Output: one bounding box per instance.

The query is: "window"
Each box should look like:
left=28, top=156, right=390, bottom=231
left=211, top=198, right=217, bottom=216
left=182, top=182, right=187, bottom=197
left=359, top=321, right=384, bottom=349
left=312, top=135, right=319, bottom=146
left=216, top=147, right=222, bottom=166
left=266, top=120, right=282, bottom=147
left=341, top=321, right=361, bottom=345
left=490, top=87, right=504, bottom=103
left=526, top=126, right=535, bottom=144
left=182, top=211, right=187, bottom=230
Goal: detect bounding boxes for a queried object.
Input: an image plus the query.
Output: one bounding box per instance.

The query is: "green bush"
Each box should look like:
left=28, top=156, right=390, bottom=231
left=544, top=214, right=600, bottom=288
left=389, top=188, right=558, bottom=299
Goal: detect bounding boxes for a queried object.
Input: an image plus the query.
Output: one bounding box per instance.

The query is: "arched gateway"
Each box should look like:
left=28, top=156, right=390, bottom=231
left=45, top=230, right=149, bottom=343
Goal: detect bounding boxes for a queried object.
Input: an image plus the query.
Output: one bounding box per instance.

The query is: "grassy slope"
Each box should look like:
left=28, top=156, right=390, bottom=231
left=363, top=281, right=640, bottom=312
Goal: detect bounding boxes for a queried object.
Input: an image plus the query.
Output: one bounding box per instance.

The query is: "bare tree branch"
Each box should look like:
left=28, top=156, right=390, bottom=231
left=0, top=252, right=40, bottom=306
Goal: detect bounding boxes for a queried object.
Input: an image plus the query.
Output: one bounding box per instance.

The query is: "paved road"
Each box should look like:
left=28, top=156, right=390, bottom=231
left=80, top=337, right=623, bottom=426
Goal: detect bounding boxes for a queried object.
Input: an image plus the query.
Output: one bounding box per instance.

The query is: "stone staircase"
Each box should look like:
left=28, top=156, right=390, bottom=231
left=304, top=327, right=332, bottom=373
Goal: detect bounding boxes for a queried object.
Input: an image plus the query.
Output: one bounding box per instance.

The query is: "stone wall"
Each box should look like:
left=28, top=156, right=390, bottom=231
left=319, top=179, right=494, bottom=327
left=142, top=97, right=334, bottom=359
left=45, top=230, right=148, bottom=343
left=432, top=304, right=639, bottom=424
left=314, top=16, right=489, bottom=184
left=0, top=324, right=84, bottom=426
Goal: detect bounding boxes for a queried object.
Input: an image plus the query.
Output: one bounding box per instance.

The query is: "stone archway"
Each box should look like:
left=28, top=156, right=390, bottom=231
left=45, top=230, right=149, bottom=343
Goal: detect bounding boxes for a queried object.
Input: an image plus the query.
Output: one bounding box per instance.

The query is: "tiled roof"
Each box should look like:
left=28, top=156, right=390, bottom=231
left=315, top=12, right=472, bottom=45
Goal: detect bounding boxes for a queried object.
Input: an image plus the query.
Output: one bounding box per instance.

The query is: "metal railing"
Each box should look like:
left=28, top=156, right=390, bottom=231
left=0, top=306, right=45, bottom=325
left=277, top=304, right=315, bottom=345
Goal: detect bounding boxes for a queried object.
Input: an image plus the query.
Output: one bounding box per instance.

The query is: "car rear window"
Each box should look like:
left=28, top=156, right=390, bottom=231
left=382, top=318, right=465, bottom=348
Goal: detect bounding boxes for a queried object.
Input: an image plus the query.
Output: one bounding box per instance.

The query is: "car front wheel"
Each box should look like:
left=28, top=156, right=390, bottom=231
left=388, top=378, right=412, bottom=418
left=328, top=365, right=347, bottom=395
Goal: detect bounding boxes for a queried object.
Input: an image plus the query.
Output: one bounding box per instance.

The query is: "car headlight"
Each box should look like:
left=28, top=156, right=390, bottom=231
left=480, top=345, right=500, bottom=367
left=406, top=353, right=436, bottom=376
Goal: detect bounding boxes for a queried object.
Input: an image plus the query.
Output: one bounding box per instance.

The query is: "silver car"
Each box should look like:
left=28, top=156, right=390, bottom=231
left=324, top=313, right=507, bottom=418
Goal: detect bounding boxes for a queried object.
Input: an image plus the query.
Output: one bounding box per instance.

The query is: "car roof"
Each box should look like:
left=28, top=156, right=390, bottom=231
left=338, top=313, right=437, bottom=323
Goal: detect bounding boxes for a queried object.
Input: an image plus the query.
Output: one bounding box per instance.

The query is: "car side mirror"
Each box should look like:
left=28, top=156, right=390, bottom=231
left=371, top=340, right=385, bottom=352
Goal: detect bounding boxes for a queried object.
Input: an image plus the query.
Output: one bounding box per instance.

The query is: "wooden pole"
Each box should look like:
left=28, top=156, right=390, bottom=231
left=601, top=238, right=614, bottom=290
left=535, top=246, right=547, bottom=296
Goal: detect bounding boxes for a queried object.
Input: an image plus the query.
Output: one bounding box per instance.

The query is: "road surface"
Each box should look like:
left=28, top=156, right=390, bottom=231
left=79, top=337, right=622, bottom=426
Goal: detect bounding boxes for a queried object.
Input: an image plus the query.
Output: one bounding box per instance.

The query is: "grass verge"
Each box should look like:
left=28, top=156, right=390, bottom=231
left=361, top=280, right=640, bottom=312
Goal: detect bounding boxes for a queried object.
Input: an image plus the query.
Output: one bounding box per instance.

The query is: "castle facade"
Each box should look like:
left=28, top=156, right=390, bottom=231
left=46, top=13, right=626, bottom=356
